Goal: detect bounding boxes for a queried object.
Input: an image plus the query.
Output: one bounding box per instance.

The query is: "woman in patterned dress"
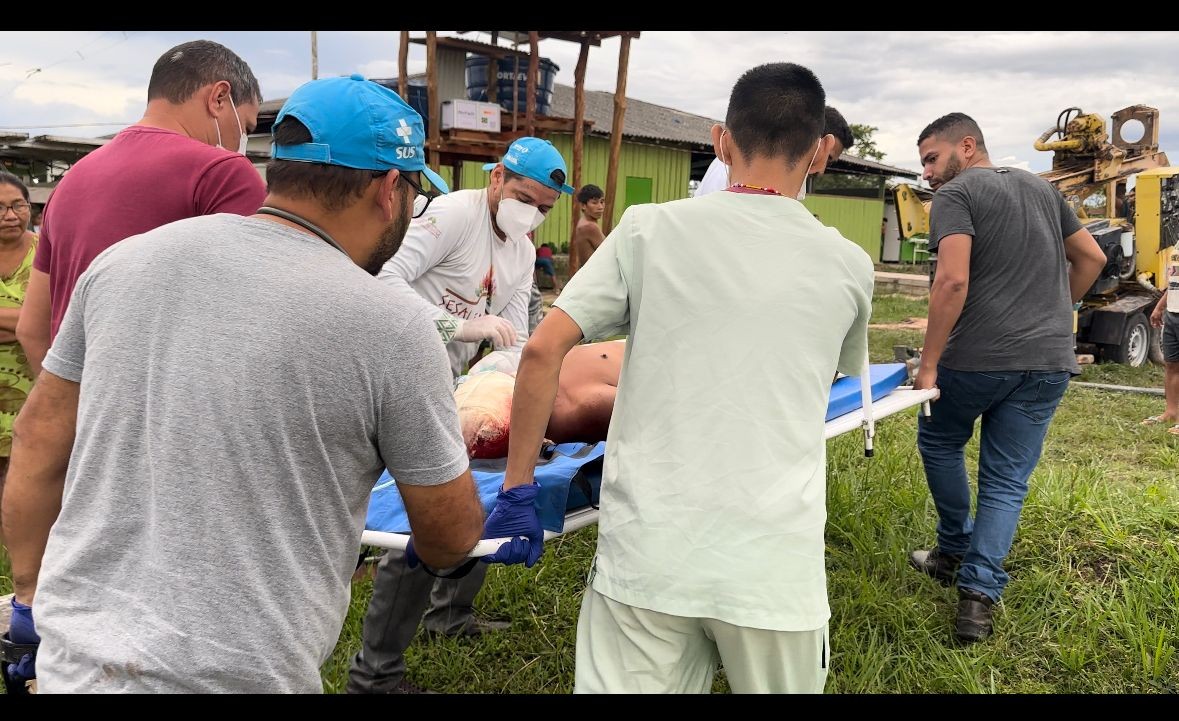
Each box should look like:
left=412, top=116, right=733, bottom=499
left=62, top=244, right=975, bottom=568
left=0, top=171, right=39, bottom=532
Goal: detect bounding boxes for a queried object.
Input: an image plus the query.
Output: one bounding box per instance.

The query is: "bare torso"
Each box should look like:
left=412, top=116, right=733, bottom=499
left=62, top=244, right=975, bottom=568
left=546, top=340, right=624, bottom=443
left=567, top=218, right=604, bottom=278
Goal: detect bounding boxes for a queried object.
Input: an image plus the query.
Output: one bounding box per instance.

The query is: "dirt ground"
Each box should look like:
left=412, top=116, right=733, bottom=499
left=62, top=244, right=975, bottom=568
left=868, top=317, right=928, bottom=331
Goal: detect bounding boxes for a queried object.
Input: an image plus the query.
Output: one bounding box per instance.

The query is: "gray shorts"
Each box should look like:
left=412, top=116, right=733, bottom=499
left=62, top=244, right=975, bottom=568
left=1164, top=311, right=1179, bottom=363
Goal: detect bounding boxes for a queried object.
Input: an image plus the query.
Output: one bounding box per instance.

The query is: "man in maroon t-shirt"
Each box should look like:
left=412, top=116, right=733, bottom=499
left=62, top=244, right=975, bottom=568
left=16, top=40, right=267, bottom=375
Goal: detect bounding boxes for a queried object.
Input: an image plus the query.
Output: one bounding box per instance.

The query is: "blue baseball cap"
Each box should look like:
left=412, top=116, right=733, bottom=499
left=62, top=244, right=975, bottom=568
left=482, top=137, right=574, bottom=194
left=272, top=74, right=449, bottom=194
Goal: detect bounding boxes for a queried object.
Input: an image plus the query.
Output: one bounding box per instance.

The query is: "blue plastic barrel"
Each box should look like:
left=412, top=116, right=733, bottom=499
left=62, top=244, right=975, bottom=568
left=406, top=79, right=429, bottom=124
left=465, top=55, right=559, bottom=116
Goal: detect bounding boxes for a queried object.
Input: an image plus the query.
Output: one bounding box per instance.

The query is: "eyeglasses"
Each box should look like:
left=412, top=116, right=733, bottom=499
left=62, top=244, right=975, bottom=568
left=372, top=171, right=440, bottom=219
left=0, top=202, right=31, bottom=216
left=400, top=174, right=441, bottom=219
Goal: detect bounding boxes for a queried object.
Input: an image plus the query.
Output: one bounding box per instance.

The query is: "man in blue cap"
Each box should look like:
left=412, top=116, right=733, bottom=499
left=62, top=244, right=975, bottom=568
left=0, top=75, right=487, bottom=693
left=350, top=136, right=573, bottom=694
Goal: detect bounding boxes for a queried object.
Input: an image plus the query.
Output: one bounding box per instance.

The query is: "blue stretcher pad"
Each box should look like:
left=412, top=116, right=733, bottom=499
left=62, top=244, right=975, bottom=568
left=826, top=362, right=907, bottom=421
left=365, top=363, right=909, bottom=536
left=367, top=441, right=606, bottom=535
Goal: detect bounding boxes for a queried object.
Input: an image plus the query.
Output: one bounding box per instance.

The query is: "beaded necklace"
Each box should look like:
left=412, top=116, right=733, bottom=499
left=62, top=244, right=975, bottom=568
left=727, top=183, right=788, bottom=197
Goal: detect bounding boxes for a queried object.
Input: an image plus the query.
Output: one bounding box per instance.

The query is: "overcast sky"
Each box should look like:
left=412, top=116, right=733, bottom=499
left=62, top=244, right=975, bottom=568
left=3, top=30, right=1178, bottom=177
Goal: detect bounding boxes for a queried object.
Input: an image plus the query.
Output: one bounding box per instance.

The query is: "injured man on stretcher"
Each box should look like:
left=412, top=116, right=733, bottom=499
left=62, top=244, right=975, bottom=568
left=455, top=339, right=860, bottom=458
left=455, top=340, right=623, bottom=458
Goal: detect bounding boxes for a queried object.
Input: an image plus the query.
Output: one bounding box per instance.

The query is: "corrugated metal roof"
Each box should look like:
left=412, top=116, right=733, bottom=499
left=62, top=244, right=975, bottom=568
left=550, top=85, right=917, bottom=177
left=829, top=154, right=919, bottom=179
left=549, top=83, right=719, bottom=149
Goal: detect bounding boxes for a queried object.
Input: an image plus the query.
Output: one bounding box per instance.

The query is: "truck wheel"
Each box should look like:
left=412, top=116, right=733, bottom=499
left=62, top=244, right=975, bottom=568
left=1150, top=324, right=1165, bottom=365
left=1102, top=313, right=1151, bottom=367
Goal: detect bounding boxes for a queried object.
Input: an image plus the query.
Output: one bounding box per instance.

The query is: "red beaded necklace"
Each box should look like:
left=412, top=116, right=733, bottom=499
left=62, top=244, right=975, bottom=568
left=727, top=183, right=788, bottom=197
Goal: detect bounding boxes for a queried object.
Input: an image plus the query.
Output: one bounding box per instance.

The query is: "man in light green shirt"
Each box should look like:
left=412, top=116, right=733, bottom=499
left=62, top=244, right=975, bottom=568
left=501, top=62, right=874, bottom=693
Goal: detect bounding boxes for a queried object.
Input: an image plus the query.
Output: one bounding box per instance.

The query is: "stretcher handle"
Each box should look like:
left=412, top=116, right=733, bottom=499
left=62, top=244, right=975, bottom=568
left=359, top=507, right=600, bottom=558
left=860, top=356, right=876, bottom=457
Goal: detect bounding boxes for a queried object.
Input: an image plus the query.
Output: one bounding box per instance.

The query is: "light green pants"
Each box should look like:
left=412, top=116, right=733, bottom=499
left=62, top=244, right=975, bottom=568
left=574, top=587, right=829, bottom=694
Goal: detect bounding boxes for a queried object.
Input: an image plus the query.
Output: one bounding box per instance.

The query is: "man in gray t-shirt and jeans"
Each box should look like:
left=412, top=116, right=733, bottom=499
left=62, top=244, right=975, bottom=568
left=908, top=113, right=1106, bottom=644
left=0, top=76, right=486, bottom=693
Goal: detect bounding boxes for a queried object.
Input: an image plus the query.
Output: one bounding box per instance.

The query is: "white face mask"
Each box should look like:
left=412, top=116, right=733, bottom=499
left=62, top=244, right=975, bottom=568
left=796, top=137, right=824, bottom=201
left=213, top=86, right=248, bottom=156
left=718, top=128, right=732, bottom=186
left=497, top=192, right=545, bottom=238
left=228, top=93, right=248, bottom=156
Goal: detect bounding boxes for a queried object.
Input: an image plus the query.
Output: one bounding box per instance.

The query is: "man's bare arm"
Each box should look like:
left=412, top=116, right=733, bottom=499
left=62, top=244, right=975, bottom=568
left=503, top=309, right=585, bottom=489
left=1062, top=227, right=1106, bottom=303
left=1152, top=289, right=1169, bottom=320
left=916, top=234, right=972, bottom=389
left=397, top=468, right=484, bottom=569
left=2, top=370, right=79, bottom=603
left=15, top=268, right=51, bottom=376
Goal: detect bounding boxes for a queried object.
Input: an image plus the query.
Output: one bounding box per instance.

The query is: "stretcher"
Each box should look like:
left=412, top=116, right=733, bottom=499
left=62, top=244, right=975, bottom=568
left=360, top=361, right=938, bottom=557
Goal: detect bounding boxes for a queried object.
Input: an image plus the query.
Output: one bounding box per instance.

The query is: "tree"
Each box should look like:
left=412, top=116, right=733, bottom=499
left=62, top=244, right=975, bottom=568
left=850, top=123, right=885, bottom=162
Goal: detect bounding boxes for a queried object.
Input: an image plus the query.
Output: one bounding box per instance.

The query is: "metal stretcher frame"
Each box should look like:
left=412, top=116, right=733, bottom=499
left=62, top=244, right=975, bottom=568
left=360, top=359, right=939, bottom=557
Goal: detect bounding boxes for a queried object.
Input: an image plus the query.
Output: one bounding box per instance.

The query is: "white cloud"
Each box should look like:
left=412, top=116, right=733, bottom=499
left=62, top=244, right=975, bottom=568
left=12, top=72, right=141, bottom=118
left=3, top=29, right=1178, bottom=178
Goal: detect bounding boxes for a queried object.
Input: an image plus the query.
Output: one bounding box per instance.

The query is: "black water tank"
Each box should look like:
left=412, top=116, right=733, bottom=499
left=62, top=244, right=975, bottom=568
left=465, top=55, right=559, bottom=115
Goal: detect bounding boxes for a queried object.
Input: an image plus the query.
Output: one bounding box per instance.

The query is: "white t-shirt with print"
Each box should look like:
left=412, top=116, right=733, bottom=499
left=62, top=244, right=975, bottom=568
left=378, top=188, right=536, bottom=375
left=553, top=190, right=874, bottom=632
left=694, top=157, right=728, bottom=197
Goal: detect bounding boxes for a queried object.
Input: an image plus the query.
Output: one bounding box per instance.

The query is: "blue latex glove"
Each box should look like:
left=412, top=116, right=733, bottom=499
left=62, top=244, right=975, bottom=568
left=6, top=599, right=39, bottom=681
left=480, top=483, right=544, bottom=567
left=405, top=536, right=423, bottom=569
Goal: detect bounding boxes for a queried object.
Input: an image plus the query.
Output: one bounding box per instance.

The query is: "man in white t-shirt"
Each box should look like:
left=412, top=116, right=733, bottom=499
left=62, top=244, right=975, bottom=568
left=376, top=136, right=573, bottom=378
left=349, top=137, right=574, bottom=694
left=695, top=105, right=855, bottom=198
left=501, top=63, right=873, bottom=693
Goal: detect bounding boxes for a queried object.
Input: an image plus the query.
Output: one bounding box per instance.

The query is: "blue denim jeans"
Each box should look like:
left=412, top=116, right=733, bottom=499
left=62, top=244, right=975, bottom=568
left=916, top=366, right=1071, bottom=601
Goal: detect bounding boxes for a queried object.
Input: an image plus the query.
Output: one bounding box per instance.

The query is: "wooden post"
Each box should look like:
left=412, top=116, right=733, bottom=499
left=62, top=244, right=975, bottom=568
left=426, top=31, right=440, bottom=173
left=525, top=32, right=539, bottom=137
left=603, top=33, right=632, bottom=235
left=311, top=31, right=318, bottom=80
left=487, top=34, right=498, bottom=104
left=398, top=31, right=409, bottom=100
left=511, top=52, right=520, bottom=133
left=570, top=40, right=589, bottom=244
left=453, top=161, right=463, bottom=192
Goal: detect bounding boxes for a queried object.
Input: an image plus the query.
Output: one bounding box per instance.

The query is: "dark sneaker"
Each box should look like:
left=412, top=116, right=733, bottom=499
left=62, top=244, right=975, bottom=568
left=955, top=588, right=995, bottom=644
left=450, top=617, right=511, bottom=637
left=908, top=547, right=963, bottom=586
left=424, top=616, right=512, bottom=640
left=345, top=677, right=437, bottom=694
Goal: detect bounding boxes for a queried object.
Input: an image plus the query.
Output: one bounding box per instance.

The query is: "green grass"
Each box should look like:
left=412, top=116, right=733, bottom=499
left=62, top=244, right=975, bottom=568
left=871, top=294, right=929, bottom=325
left=3, top=292, right=1176, bottom=694
left=1078, top=361, right=1165, bottom=388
